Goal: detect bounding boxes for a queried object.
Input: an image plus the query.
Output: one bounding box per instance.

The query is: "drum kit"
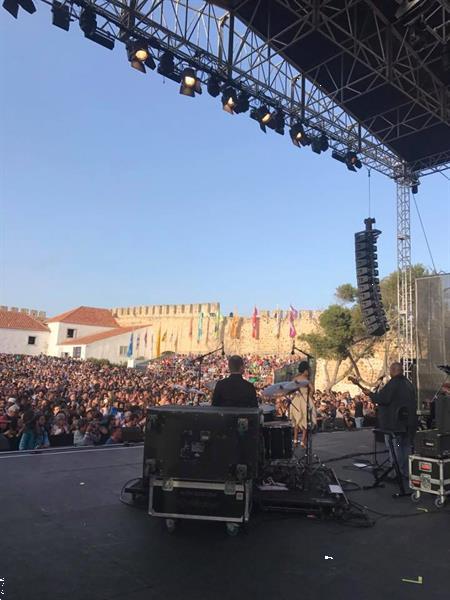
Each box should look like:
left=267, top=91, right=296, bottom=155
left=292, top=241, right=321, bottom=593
left=259, top=380, right=308, bottom=462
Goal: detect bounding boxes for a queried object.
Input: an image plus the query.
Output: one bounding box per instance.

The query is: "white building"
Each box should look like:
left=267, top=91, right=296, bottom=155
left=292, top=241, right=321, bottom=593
left=46, top=306, right=121, bottom=356
left=0, top=309, right=49, bottom=355
left=59, top=325, right=152, bottom=364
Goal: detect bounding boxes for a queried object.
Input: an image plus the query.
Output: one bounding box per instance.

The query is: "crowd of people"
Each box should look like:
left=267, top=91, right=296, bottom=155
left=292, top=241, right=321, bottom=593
left=0, top=353, right=375, bottom=452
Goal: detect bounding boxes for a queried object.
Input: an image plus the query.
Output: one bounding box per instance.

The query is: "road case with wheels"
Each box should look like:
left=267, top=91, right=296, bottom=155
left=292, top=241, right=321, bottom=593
left=149, top=477, right=252, bottom=534
left=409, top=454, right=450, bottom=508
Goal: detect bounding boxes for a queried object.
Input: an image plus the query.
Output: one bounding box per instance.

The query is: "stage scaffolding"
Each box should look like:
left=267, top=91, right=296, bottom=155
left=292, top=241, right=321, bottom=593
left=17, top=1, right=450, bottom=373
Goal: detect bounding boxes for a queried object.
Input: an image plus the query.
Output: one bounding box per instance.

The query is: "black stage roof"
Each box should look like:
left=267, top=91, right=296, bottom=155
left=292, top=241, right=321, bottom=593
left=215, top=1, right=450, bottom=173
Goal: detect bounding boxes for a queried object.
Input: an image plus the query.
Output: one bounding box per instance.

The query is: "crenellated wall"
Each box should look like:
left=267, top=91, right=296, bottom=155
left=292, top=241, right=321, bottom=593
left=0, top=306, right=47, bottom=321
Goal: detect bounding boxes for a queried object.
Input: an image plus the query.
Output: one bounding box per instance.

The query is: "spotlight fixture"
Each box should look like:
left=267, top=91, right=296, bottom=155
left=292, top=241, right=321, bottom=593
left=411, top=179, right=420, bottom=194
left=234, top=91, right=250, bottom=114
left=2, top=0, right=35, bottom=18
left=51, top=1, right=70, bottom=31
left=127, top=41, right=156, bottom=73
left=85, top=31, right=115, bottom=51
left=222, top=86, right=237, bottom=114
left=332, top=149, right=362, bottom=172
left=179, top=67, right=202, bottom=97
left=266, top=108, right=285, bottom=135
left=207, top=75, right=221, bottom=98
left=250, top=105, right=272, bottom=132
left=157, top=51, right=180, bottom=82
left=289, top=122, right=310, bottom=147
left=345, top=151, right=362, bottom=171
left=311, top=132, right=329, bottom=154
left=79, top=7, right=96, bottom=37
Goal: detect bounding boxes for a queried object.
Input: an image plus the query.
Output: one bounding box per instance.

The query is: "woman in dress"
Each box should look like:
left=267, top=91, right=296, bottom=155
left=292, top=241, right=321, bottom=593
left=290, top=361, right=316, bottom=448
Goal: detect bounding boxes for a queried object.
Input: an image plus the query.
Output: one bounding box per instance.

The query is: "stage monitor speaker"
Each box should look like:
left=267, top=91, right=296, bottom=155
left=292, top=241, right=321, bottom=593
left=355, top=218, right=389, bottom=337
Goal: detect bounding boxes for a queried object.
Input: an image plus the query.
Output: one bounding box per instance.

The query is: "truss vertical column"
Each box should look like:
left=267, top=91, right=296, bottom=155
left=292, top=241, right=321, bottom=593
left=396, top=177, right=414, bottom=380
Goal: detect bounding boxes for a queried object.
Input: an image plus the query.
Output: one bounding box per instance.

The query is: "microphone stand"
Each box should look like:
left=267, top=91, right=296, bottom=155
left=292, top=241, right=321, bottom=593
left=193, top=343, right=225, bottom=391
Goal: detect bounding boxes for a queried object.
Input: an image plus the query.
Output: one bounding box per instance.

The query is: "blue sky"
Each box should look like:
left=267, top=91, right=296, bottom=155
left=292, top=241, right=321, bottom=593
left=1, top=8, right=449, bottom=318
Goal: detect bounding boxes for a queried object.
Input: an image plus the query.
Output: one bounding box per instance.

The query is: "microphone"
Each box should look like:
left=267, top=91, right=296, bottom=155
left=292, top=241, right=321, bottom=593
left=221, top=343, right=225, bottom=357
left=291, top=341, right=295, bottom=355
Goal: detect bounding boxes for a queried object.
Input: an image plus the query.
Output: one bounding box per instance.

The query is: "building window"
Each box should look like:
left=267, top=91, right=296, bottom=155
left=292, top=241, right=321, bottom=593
left=119, top=346, right=128, bottom=357
left=28, top=336, right=36, bottom=345
left=66, top=328, right=76, bottom=339
left=73, top=347, right=82, bottom=359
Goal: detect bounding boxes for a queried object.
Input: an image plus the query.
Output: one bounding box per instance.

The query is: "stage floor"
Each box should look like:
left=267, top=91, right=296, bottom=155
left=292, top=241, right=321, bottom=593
left=1, top=430, right=449, bottom=600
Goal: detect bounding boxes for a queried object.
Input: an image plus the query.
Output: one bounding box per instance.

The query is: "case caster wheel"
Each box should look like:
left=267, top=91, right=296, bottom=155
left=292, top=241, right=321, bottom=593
left=434, top=496, right=445, bottom=508
left=410, top=490, right=421, bottom=503
left=165, top=518, right=177, bottom=533
left=225, top=523, right=240, bottom=537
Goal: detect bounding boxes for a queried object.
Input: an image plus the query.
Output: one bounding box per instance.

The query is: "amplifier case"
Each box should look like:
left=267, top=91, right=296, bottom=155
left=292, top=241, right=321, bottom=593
left=409, top=455, right=450, bottom=501
left=414, top=429, right=450, bottom=458
left=149, top=477, right=252, bottom=523
left=144, top=406, right=260, bottom=482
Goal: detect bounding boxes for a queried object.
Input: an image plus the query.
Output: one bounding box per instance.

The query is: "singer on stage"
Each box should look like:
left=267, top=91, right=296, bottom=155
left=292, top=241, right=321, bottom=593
left=290, top=361, right=316, bottom=448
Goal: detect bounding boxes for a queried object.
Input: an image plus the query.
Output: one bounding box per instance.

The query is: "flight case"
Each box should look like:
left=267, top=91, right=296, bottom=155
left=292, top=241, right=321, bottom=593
left=409, top=454, right=450, bottom=508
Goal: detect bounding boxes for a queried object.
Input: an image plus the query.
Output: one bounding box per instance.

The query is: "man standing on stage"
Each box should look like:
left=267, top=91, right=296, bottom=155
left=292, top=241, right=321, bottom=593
left=212, top=355, right=258, bottom=408
left=351, top=362, right=416, bottom=478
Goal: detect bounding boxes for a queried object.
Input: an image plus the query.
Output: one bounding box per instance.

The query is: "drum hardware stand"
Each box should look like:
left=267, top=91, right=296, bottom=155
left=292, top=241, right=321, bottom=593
left=363, top=429, right=410, bottom=498
left=192, top=343, right=225, bottom=391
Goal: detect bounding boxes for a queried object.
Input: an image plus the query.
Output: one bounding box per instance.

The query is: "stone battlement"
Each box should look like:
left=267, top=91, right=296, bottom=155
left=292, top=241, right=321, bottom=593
left=0, top=306, right=46, bottom=321
left=111, top=302, right=221, bottom=318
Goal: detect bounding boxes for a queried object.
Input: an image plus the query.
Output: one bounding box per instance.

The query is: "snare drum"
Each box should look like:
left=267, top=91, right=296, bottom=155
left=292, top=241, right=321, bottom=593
left=263, top=421, right=293, bottom=460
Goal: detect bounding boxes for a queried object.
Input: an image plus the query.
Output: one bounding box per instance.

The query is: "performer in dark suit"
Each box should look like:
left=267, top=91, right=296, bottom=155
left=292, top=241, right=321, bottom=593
left=212, top=355, right=258, bottom=408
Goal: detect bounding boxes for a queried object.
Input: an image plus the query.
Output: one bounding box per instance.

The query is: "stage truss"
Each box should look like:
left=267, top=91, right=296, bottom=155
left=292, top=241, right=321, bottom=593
left=13, top=1, right=450, bottom=372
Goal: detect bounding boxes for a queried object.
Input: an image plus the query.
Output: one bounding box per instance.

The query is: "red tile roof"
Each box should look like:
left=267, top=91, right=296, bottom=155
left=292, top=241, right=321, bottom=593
left=47, top=306, right=119, bottom=327
left=0, top=310, right=49, bottom=332
left=61, top=325, right=148, bottom=346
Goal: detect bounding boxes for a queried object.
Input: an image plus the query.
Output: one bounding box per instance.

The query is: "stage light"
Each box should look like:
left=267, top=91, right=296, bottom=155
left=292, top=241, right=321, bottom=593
left=51, top=1, right=70, bottom=31
left=345, top=151, right=362, bottom=171
left=332, top=149, right=346, bottom=164
left=85, top=31, right=115, bottom=51
left=127, top=41, right=156, bottom=73
left=250, top=105, right=272, bottom=132
left=234, top=92, right=250, bottom=114
left=222, top=86, right=237, bottom=114
left=266, top=108, right=285, bottom=135
left=207, top=75, right=221, bottom=97
left=311, top=137, right=322, bottom=154
left=289, top=122, right=310, bottom=147
left=157, top=51, right=180, bottom=82
left=319, top=132, right=329, bottom=152
left=2, top=0, right=35, bottom=18
left=79, top=7, right=96, bottom=37
left=411, top=179, right=420, bottom=194
left=179, top=67, right=202, bottom=97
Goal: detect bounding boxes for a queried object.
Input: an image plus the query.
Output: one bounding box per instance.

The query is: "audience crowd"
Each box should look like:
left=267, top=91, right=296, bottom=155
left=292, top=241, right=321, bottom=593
left=0, top=353, right=375, bottom=451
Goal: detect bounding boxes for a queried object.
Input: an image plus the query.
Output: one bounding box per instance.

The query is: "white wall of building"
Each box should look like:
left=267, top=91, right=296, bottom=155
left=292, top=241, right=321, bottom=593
left=60, top=328, right=151, bottom=364
left=47, top=322, right=116, bottom=356
left=0, top=328, right=49, bottom=356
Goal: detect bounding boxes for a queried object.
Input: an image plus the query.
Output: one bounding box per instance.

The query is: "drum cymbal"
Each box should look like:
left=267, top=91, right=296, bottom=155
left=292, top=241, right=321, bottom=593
left=261, top=380, right=308, bottom=398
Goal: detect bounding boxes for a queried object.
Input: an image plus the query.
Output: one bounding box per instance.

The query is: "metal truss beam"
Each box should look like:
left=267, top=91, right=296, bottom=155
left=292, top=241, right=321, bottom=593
left=32, top=0, right=448, bottom=180
left=396, top=176, right=414, bottom=381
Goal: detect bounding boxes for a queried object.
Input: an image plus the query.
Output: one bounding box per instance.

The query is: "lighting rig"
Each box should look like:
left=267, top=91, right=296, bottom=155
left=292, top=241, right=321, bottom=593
left=2, top=0, right=367, bottom=175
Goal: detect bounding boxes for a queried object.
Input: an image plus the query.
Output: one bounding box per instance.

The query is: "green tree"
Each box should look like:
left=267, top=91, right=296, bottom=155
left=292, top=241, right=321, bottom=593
left=300, top=304, right=376, bottom=390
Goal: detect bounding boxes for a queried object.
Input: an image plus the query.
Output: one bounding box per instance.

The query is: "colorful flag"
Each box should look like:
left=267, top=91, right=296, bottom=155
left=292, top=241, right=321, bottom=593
left=189, top=317, right=193, bottom=338
left=205, top=317, right=210, bottom=343
left=144, top=330, right=148, bottom=347
left=136, top=334, right=140, bottom=351
left=127, top=333, right=134, bottom=358
left=252, top=306, right=259, bottom=339
left=197, top=312, right=204, bottom=342
left=289, top=305, right=298, bottom=338
left=161, top=331, right=167, bottom=342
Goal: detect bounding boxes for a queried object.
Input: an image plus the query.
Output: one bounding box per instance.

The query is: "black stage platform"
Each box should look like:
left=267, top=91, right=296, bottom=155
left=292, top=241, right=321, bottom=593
left=1, top=430, right=449, bottom=600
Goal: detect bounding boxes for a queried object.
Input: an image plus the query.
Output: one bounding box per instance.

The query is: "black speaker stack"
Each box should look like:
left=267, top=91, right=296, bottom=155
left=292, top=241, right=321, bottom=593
left=355, top=218, right=389, bottom=337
